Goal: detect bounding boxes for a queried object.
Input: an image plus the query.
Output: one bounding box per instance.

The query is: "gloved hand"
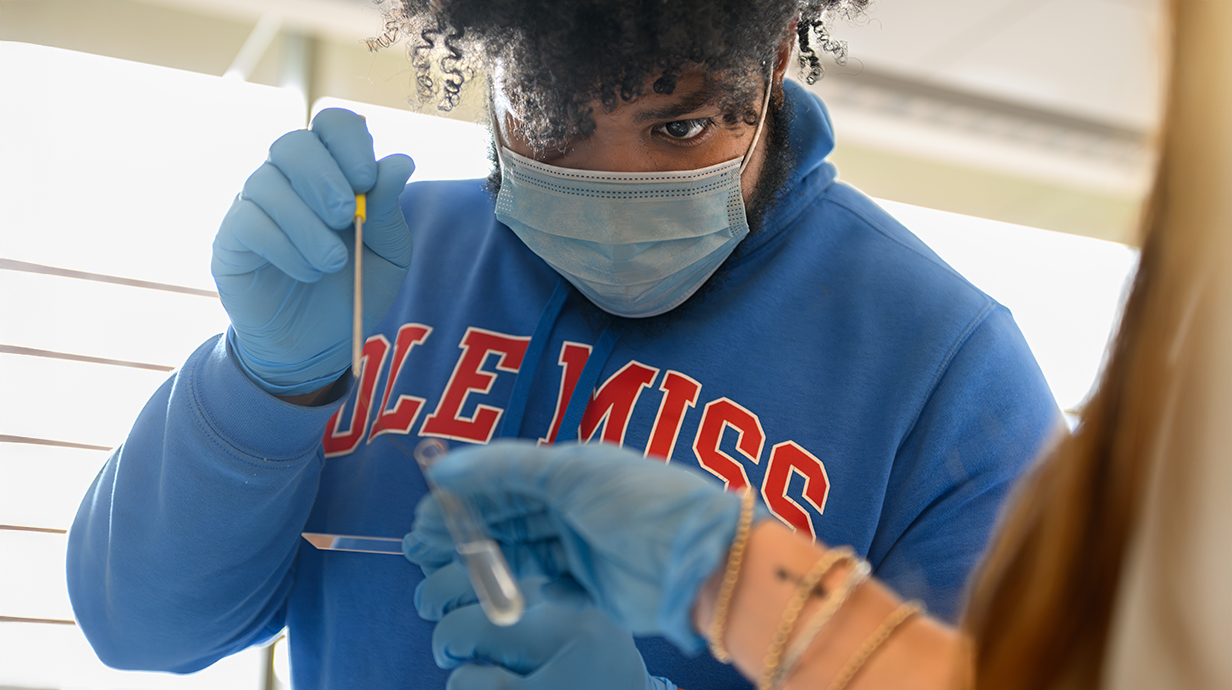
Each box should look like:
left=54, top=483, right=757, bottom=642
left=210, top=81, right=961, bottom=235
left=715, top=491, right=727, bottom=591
left=417, top=561, right=676, bottom=690
left=212, top=108, right=416, bottom=396
left=403, top=440, right=756, bottom=654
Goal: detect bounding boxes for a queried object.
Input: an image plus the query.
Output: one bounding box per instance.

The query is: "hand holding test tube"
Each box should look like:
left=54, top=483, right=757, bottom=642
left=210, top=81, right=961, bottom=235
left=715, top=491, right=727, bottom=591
left=412, top=439, right=526, bottom=626
left=302, top=438, right=525, bottom=627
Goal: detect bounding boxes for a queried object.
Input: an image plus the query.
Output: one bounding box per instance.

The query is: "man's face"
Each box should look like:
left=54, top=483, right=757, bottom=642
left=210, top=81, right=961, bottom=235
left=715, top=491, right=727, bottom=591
left=495, top=66, right=773, bottom=208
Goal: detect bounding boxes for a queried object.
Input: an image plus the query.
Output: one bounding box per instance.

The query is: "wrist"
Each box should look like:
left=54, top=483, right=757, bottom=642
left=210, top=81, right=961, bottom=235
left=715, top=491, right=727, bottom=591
left=276, top=374, right=351, bottom=407
left=711, top=521, right=960, bottom=690
left=227, top=327, right=350, bottom=397
left=692, top=493, right=775, bottom=649
left=719, top=521, right=823, bottom=678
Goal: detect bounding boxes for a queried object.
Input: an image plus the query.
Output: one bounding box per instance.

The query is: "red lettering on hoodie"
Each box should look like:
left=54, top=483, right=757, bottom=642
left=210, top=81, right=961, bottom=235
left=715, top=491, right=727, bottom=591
left=368, top=323, right=433, bottom=443
left=323, top=335, right=390, bottom=457
left=692, top=398, right=765, bottom=491
left=761, top=441, right=830, bottom=540
left=577, top=361, right=660, bottom=445
left=421, top=327, right=530, bottom=444
left=644, top=370, right=701, bottom=461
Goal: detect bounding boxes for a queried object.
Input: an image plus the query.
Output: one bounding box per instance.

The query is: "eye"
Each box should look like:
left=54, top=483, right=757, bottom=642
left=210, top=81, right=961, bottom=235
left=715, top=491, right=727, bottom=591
left=656, top=118, right=711, bottom=141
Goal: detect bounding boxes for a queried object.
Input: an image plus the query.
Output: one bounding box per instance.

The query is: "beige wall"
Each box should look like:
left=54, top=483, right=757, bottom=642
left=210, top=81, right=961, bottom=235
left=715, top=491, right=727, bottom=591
left=830, top=143, right=1142, bottom=244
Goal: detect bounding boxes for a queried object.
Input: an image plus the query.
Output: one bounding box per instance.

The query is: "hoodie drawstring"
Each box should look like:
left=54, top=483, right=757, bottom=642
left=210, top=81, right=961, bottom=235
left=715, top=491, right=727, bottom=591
left=498, top=278, right=571, bottom=439
left=552, top=321, right=623, bottom=443
left=497, top=278, right=625, bottom=442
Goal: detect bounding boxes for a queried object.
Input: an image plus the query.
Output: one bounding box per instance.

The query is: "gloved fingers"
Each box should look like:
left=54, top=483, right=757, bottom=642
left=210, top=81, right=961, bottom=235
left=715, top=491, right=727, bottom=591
left=310, top=108, right=378, bottom=193
left=539, top=574, right=595, bottom=609
left=360, top=153, right=416, bottom=267
left=404, top=510, right=573, bottom=585
left=412, top=550, right=456, bottom=577
left=212, top=196, right=271, bottom=277
left=267, top=129, right=357, bottom=230
left=412, top=487, right=559, bottom=543
left=434, top=599, right=584, bottom=673
left=416, top=563, right=556, bottom=623
left=212, top=196, right=324, bottom=283
left=440, top=603, right=653, bottom=690
left=445, top=664, right=526, bottom=690
left=402, top=526, right=456, bottom=569
left=403, top=530, right=568, bottom=586
left=241, top=163, right=349, bottom=274
left=487, top=509, right=567, bottom=543
left=415, top=561, right=479, bottom=621
left=432, top=604, right=542, bottom=672
left=419, top=555, right=457, bottom=578
left=499, top=542, right=570, bottom=582
left=446, top=661, right=644, bottom=690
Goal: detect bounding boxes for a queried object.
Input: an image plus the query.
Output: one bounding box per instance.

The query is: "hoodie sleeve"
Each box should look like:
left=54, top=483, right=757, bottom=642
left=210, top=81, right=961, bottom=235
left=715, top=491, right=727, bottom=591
left=869, top=305, right=1063, bottom=622
left=66, top=332, right=344, bottom=672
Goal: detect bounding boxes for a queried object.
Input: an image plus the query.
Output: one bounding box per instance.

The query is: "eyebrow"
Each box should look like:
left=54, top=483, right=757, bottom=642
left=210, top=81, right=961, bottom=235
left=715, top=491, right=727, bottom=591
left=632, top=87, right=720, bottom=124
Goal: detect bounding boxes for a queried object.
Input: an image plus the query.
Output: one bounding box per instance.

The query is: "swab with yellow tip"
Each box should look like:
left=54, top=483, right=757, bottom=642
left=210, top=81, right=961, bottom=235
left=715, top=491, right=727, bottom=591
left=352, top=193, right=366, bottom=377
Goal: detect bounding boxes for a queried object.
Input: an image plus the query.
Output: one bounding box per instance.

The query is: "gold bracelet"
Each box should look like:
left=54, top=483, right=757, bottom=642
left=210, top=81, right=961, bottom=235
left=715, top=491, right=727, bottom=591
left=708, top=489, right=756, bottom=663
left=758, top=547, right=855, bottom=690
left=769, top=558, right=872, bottom=688
left=825, top=600, right=924, bottom=690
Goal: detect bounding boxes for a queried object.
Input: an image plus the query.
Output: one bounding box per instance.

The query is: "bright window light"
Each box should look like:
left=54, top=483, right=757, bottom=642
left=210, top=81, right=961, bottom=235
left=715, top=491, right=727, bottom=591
left=0, top=42, right=307, bottom=291
left=879, top=199, right=1139, bottom=418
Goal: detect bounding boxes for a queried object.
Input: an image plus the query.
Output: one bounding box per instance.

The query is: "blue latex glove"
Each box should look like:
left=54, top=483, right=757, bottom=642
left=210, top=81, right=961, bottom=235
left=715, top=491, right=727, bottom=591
left=403, top=440, right=753, bottom=654
left=418, top=561, right=675, bottom=690
left=212, top=108, right=416, bottom=395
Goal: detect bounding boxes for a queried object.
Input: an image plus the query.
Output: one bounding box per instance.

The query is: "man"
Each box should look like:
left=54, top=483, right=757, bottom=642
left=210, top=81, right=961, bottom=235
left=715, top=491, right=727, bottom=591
left=66, top=1, right=1060, bottom=688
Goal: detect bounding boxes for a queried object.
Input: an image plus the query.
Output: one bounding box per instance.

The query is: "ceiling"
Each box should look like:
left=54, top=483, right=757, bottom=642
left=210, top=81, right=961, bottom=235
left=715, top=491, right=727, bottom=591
left=807, top=0, right=1165, bottom=242
left=827, top=0, right=1164, bottom=129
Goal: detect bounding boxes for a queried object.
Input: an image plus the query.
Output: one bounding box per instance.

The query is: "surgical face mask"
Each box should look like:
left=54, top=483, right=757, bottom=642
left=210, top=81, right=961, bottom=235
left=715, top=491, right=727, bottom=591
left=494, top=77, right=773, bottom=318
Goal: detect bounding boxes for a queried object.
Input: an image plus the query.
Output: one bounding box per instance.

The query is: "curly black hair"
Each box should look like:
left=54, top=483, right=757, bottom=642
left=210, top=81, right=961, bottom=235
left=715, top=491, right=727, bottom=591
left=369, top=0, right=867, bottom=151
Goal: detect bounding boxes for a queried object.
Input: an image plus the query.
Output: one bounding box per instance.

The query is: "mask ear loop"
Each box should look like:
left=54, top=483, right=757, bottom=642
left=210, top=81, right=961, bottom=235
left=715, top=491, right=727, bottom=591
left=487, top=84, right=509, bottom=167
left=739, top=68, right=776, bottom=175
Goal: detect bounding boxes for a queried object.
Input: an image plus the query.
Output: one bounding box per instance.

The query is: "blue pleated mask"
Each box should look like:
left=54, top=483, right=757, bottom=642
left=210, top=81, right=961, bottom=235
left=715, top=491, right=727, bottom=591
left=494, top=79, right=772, bottom=318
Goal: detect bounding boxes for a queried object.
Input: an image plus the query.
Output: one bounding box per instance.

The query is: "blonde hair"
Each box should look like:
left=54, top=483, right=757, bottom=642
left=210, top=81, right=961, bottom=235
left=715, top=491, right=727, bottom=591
left=961, top=0, right=1232, bottom=686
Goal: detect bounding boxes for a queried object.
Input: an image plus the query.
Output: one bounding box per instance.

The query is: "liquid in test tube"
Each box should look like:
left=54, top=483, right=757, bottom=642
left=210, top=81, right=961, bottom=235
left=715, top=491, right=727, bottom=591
left=413, top=439, right=525, bottom=626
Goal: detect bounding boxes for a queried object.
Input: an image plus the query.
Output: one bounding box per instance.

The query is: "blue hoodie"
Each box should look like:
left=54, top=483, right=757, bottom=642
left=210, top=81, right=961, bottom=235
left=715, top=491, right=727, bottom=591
left=67, top=81, right=1059, bottom=689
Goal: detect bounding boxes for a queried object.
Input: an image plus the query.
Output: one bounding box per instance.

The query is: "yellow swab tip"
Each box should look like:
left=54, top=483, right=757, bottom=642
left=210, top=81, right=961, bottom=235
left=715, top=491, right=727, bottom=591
left=355, top=194, right=367, bottom=222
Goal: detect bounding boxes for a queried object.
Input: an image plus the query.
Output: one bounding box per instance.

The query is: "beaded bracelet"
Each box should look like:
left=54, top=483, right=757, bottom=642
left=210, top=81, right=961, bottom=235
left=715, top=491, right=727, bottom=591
left=757, top=546, right=856, bottom=690
left=708, top=489, right=756, bottom=663
left=768, top=558, right=872, bottom=688
left=825, top=600, right=924, bottom=690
